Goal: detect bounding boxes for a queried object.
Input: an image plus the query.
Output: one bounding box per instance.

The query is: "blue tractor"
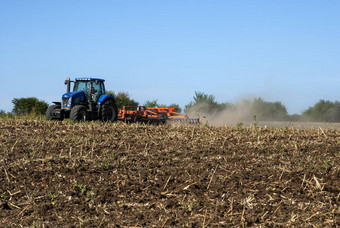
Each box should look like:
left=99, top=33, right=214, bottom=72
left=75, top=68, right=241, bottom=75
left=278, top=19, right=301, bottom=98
left=46, top=77, right=118, bottom=122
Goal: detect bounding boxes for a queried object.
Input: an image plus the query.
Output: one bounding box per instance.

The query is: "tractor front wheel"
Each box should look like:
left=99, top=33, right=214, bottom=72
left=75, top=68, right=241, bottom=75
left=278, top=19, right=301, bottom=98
left=101, top=100, right=118, bottom=122
left=46, top=105, right=64, bottom=121
left=70, top=105, right=87, bottom=122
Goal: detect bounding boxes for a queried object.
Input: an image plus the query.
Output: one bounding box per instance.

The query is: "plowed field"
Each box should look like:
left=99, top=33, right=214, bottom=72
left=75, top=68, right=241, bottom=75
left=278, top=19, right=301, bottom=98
left=0, top=119, right=339, bottom=227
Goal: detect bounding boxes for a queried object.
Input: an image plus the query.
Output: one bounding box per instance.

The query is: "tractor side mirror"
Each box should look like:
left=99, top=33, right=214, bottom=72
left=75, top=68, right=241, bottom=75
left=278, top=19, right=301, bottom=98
left=64, top=80, right=68, bottom=85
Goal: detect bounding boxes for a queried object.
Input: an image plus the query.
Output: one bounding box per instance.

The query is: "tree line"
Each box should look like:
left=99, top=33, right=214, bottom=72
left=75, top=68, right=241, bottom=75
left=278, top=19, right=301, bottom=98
left=2, top=91, right=340, bottom=122
left=184, top=92, right=340, bottom=122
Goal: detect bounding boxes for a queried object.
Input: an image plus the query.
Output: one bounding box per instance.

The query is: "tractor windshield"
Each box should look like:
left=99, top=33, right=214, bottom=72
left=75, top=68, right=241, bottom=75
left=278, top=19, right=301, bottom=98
left=73, top=81, right=105, bottom=102
left=74, top=81, right=90, bottom=93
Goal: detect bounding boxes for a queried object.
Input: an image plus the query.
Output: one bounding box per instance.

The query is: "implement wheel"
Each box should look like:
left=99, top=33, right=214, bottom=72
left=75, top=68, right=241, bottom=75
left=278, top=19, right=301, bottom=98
left=70, top=105, right=87, bottom=122
left=101, top=100, right=118, bottom=122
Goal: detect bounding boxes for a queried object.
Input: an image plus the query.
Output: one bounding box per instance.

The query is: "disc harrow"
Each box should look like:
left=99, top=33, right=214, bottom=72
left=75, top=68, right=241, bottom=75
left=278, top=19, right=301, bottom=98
left=118, top=106, right=200, bottom=125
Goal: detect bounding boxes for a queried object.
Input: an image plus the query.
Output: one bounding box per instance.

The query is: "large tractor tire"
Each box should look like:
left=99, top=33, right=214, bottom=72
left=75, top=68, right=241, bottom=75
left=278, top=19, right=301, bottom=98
left=101, top=100, right=118, bottom=122
left=70, top=105, right=88, bottom=122
left=45, top=105, right=64, bottom=121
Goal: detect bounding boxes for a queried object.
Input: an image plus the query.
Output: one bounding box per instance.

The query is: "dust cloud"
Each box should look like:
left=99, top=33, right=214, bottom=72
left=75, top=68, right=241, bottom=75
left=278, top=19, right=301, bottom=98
left=185, top=100, right=340, bottom=129
left=186, top=100, right=256, bottom=126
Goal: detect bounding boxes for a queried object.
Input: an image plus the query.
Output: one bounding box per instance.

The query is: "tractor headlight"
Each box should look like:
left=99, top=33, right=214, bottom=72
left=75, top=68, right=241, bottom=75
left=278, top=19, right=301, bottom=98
left=67, top=97, right=72, bottom=107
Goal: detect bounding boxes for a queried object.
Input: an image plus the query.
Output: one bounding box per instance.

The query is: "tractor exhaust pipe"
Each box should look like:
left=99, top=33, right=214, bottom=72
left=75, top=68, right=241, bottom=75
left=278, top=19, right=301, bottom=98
left=89, top=82, right=94, bottom=120
left=65, top=77, right=71, bottom=93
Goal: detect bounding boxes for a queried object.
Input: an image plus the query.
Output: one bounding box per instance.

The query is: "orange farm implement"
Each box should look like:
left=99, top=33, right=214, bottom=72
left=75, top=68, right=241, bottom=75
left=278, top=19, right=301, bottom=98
left=118, top=106, right=201, bottom=124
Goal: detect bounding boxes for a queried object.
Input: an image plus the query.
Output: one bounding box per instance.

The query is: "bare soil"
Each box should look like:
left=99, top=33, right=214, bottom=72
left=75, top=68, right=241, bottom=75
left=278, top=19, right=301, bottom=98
left=235, top=121, right=340, bottom=130
left=0, top=119, right=339, bottom=227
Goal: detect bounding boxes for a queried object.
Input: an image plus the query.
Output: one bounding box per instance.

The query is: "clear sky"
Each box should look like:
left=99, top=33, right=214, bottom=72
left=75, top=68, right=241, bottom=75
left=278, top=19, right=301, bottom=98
left=1, top=0, right=339, bottom=114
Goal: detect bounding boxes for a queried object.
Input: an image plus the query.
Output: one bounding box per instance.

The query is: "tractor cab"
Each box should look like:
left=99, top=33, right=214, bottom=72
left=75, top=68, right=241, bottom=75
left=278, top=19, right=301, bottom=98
left=73, top=78, right=105, bottom=103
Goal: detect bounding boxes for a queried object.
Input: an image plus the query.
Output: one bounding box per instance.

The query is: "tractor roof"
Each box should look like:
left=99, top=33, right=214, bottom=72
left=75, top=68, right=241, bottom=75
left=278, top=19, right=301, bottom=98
left=75, top=77, right=105, bottom=82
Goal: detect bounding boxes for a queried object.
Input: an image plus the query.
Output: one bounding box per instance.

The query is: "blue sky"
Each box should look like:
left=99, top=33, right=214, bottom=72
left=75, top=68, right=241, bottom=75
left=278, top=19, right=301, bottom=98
left=1, top=0, right=339, bottom=114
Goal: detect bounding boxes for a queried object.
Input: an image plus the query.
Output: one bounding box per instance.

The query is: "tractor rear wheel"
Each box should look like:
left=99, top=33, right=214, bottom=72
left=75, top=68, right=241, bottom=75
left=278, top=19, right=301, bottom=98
left=70, top=105, right=87, bottom=122
left=46, top=105, right=64, bottom=121
left=101, top=100, right=118, bottom=122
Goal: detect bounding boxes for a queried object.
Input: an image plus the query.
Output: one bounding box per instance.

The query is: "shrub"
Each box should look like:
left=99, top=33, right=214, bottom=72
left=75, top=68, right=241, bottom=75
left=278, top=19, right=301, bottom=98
left=12, top=97, right=48, bottom=115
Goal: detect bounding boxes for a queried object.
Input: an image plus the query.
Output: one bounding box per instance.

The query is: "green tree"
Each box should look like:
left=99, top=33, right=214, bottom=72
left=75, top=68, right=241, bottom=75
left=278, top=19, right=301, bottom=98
left=192, top=91, right=217, bottom=105
left=184, top=91, right=229, bottom=114
left=12, top=97, right=48, bottom=115
left=0, top=110, right=13, bottom=119
left=251, top=98, right=288, bottom=121
left=302, top=100, right=340, bottom=122
left=288, top=114, right=302, bottom=122
left=143, top=100, right=182, bottom=112
left=168, top=104, right=182, bottom=113
left=106, top=91, right=139, bottom=109
left=0, top=110, right=6, bottom=118
left=143, top=99, right=160, bottom=107
left=143, top=100, right=168, bottom=108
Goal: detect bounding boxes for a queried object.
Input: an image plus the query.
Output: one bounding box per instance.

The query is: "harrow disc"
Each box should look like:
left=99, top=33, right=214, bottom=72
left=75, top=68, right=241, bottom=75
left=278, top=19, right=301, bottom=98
left=166, top=118, right=201, bottom=125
